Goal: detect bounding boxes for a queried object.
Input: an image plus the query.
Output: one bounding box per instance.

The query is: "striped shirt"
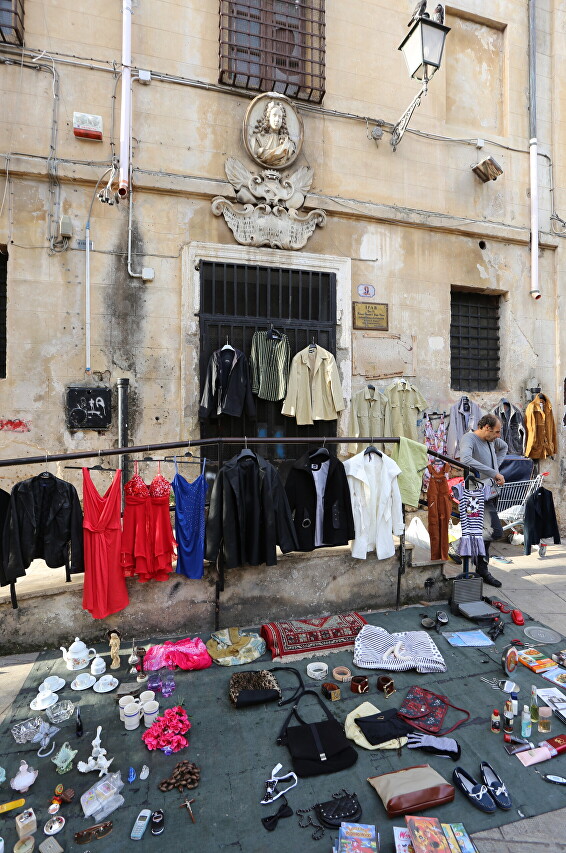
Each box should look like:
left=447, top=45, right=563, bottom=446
left=353, top=625, right=446, bottom=673
left=250, top=331, right=290, bottom=402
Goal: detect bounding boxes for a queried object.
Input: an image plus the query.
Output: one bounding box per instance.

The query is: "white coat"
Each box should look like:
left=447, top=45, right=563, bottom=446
left=343, top=450, right=404, bottom=560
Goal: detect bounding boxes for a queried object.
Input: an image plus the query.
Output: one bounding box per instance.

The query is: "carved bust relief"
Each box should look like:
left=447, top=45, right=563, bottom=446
left=244, top=93, right=303, bottom=169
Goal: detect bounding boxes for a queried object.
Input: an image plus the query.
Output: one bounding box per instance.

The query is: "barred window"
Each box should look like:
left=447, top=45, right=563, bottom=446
left=450, top=290, right=500, bottom=391
left=219, top=0, right=325, bottom=103
left=0, top=0, right=24, bottom=46
left=0, top=247, right=7, bottom=378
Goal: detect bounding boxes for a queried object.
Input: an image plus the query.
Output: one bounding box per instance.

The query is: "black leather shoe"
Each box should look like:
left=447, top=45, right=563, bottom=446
left=480, top=761, right=512, bottom=810
left=151, top=810, right=165, bottom=835
left=478, top=570, right=502, bottom=588
left=452, top=767, right=496, bottom=813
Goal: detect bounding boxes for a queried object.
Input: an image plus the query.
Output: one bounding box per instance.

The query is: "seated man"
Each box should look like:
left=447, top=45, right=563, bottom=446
left=459, top=414, right=507, bottom=588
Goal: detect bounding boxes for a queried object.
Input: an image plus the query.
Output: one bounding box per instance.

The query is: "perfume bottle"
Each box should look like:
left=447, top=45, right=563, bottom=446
left=490, top=709, right=501, bottom=733
left=538, top=707, right=552, bottom=734
left=530, top=685, right=539, bottom=724
left=521, top=705, right=532, bottom=738
left=503, top=700, right=514, bottom=734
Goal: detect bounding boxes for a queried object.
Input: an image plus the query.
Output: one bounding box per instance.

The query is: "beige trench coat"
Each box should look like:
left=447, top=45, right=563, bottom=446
left=282, top=345, right=345, bottom=425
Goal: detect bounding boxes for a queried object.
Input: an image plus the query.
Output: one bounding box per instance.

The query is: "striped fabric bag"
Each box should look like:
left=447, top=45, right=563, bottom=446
left=353, top=626, right=446, bottom=673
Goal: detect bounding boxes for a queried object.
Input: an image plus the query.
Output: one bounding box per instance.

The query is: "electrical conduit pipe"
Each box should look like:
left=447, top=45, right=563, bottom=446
left=118, top=0, right=132, bottom=198
left=529, top=0, right=541, bottom=300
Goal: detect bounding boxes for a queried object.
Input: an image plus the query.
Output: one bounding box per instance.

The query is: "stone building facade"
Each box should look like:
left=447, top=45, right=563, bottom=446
left=0, top=0, right=564, bottom=637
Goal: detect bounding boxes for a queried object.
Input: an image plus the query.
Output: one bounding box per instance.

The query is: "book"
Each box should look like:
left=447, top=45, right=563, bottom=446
left=405, top=816, right=451, bottom=853
left=536, top=686, right=566, bottom=708
left=338, top=822, right=379, bottom=852
left=540, top=665, right=566, bottom=687
left=441, top=824, right=462, bottom=853
left=450, top=822, right=478, bottom=853
left=443, top=630, right=493, bottom=647
left=393, top=826, right=415, bottom=853
left=518, top=648, right=556, bottom=673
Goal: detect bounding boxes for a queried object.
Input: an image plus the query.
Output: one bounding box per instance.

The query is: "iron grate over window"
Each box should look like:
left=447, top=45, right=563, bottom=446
left=0, top=0, right=24, bottom=45
left=199, top=261, right=337, bottom=470
left=0, top=247, right=7, bottom=378
left=219, top=0, right=325, bottom=103
left=450, top=290, right=500, bottom=392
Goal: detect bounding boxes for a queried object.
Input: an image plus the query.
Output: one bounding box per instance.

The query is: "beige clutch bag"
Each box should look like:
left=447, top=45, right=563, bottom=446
left=367, top=763, right=454, bottom=817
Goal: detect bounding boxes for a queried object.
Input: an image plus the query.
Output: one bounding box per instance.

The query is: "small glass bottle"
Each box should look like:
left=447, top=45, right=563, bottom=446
left=510, top=692, right=519, bottom=716
left=503, top=700, right=514, bottom=734
left=76, top=707, right=83, bottom=738
left=538, top=706, right=552, bottom=734
left=491, top=709, right=501, bottom=733
left=521, top=704, right=532, bottom=738
left=530, top=685, right=539, bottom=724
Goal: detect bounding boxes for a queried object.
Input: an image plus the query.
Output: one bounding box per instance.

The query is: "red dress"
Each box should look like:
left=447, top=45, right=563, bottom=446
left=121, top=463, right=176, bottom=582
left=82, top=468, right=129, bottom=619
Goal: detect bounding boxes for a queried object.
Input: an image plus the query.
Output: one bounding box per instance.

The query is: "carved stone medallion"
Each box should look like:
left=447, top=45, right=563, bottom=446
left=243, top=92, right=303, bottom=169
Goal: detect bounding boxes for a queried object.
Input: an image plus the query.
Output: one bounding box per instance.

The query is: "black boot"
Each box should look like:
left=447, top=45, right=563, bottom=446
left=477, top=567, right=502, bottom=588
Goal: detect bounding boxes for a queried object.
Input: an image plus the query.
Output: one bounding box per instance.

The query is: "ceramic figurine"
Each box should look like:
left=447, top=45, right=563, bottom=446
left=77, top=726, right=114, bottom=777
left=0, top=765, right=6, bottom=784
left=10, top=760, right=38, bottom=793
left=51, top=742, right=77, bottom=775
left=107, top=630, right=122, bottom=670
left=140, top=765, right=149, bottom=780
left=128, top=767, right=136, bottom=783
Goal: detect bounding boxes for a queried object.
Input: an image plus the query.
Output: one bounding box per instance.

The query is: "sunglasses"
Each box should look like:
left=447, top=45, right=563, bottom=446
left=74, top=821, right=113, bottom=844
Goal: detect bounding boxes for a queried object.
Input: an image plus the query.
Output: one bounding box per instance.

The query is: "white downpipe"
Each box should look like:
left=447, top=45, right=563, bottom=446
left=118, top=0, right=132, bottom=197
left=85, top=221, right=91, bottom=372
left=529, top=137, right=541, bottom=300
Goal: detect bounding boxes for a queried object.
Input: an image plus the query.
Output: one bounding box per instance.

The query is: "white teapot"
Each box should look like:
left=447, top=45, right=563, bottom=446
left=60, top=637, right=97, bottom=671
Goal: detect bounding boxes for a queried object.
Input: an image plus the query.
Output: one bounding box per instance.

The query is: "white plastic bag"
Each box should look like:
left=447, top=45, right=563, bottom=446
left=405, top=516, right=430, bottom=561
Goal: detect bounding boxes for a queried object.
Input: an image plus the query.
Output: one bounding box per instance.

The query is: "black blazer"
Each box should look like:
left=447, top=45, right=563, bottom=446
left=523, top=486, right=560, bottom=555
left=205, top=453, right=298, bottom=569
left=1, top=473, right=83, bottom=585
left=284, top=452, right=355, bottom=552
left=199, top=348, right=256, bottom=420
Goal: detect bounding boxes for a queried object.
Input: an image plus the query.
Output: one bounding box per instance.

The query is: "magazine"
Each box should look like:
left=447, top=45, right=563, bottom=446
left=393, top=826, right=415, bottom=853
left=537, top=686, right=566, bottom=710
left=405, top=816, right=451, bottom=853
left=540, top=666, right=566, bottom=687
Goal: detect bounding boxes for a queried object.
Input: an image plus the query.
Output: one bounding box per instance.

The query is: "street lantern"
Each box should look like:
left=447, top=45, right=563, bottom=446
left=391, top=17, right=450, bottom=150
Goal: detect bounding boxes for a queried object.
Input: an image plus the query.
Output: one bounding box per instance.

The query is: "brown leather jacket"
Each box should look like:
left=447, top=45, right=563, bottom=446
left=525, top=394, right=556, bottom=459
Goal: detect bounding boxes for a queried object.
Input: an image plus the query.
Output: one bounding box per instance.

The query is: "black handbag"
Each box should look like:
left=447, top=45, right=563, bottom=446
left=277, top=690, right=358, bottom=777
left=354, top=708, right=415, bottom=746
left=314, top=790, right=362, bottom=827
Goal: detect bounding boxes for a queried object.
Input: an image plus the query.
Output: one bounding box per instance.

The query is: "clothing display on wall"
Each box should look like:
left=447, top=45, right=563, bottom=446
left=524, top=393, right=556, bottom=459
left=250, top=329, right=290, bottom=402
left=422, top=414, right=447, bottom=491
left=348, top=386, right=391, bottom=455
left=281, top=344, right=345, bottom=425
left=172, top=457, right=208, bottom=579
left=199, top=347, right=256, bottom=419
left=451, top=480, right=491, bottom=558
left=383, top=379, right=428, bottom=441
left=205, top=452, right=298, bottom=569
left=121, top=462, right=176, bottom=583
left=446, top=397, right=483, bottom=459
left=343, top=449, right=404, bottom=560
left=523, top=486, right=561, bottom=556
left=389, top=436, right=429, bottom=508
left=1, top=472, right=83, bottom=586
left=284, top=450, right=354, bottom=551
left=490, top=399, right=525, bottom=455
left=427, top=463, right=452, bottom=561
left=82, top=468, right=129, bottom=619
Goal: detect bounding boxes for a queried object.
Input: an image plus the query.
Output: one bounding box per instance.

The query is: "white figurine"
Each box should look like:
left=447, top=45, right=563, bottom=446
left=77, top=726, right=114, bottom=777
left=10, top=760, right=38, bottom=792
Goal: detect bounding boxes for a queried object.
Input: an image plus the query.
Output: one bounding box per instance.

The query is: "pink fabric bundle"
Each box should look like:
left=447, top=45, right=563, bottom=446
left=143, top=637, right=213, bottom=671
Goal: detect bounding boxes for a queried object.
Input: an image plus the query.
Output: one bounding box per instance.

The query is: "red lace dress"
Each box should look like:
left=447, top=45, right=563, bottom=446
left=121, top=463, right=176, bottom=582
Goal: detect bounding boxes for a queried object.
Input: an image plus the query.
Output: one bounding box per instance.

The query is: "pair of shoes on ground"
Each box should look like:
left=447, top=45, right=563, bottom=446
left=453, top=762, right=512, bottom=813
left=477, top=568, right=502, bottom=588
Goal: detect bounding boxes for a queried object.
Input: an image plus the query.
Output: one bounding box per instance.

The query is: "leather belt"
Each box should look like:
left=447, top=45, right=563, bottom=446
left=306, top=662, right=328, bottom=681
left=332, top=666, right=352, bottom=683
left=350, top=676, right=369, bottom=694
left=321, top=682, right=341, bottom=701
left=377, top=675, right=396, bottom=697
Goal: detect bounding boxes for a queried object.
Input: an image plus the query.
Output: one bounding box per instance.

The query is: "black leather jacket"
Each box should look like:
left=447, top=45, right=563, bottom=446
left=1, top=473, right=83, bottom=585
left=199, top=348, right=256, bottom=419
left=491, top=400, right=525, bottom=455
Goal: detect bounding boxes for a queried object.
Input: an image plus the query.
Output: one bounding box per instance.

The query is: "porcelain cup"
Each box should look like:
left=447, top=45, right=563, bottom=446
left=97, top=674, right=114, bottom=688
left=124, top=702, right=141, bottom=730
left=143, top=700, right=159, bottom=727
left=74, top=673, right=92, bottom=689
left=42, top=676, right=64, bottom=692
left=139, top=690, right=155, bottom=705
left=118, top=695, right=139, bottom=721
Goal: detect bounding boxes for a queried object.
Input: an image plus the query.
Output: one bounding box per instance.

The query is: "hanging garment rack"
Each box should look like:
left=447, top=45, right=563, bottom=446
left=0, top=437, right=469, bottom=620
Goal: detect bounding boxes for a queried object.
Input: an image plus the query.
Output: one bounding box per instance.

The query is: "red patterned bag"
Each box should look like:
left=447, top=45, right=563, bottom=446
left=397, top=686, right=469, bottom=735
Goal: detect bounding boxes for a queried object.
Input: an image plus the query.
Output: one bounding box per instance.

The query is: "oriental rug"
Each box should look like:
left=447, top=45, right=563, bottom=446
left=260, top=611, right=368, bottom=661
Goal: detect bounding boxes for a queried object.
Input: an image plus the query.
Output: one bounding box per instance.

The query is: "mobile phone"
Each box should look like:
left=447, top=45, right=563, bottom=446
left=131, top=809, right=152, bottom=840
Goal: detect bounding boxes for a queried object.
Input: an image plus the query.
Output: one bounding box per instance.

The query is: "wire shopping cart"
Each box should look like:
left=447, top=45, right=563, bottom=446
left=497, top=471, right=549, bottom=535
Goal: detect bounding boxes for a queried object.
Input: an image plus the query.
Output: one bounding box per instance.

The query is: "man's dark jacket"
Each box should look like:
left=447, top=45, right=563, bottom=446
left=523, top=486, right=560, bottom=556
left=284, top=452, right=355, bottom=551
left=205, top=453, right=298, bottom=569
left=1, top=473, right=83, bottom=585
left=199, top=348, right=256, bottom=419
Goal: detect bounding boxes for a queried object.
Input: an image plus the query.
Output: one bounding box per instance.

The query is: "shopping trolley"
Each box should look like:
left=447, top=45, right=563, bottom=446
left=497, top=471, right=549, bottom=536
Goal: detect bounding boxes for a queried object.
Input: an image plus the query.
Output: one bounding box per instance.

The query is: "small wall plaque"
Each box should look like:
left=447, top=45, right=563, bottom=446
left=357, top=284, right=375, bottom=298
left=66, top=385, right=112, bottom=430
left=353, top=302, right=388, bottom=331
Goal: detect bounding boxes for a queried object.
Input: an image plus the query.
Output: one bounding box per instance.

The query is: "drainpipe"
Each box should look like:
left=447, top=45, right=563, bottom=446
left=118, top=0, right=132, bottom=198
left=117, top=377, right=130, bottom=507
left=529, top=0, right=541, bottom=300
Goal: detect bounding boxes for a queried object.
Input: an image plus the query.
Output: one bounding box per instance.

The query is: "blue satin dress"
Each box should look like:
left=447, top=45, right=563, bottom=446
left=172, top=458, right=208, bottom=579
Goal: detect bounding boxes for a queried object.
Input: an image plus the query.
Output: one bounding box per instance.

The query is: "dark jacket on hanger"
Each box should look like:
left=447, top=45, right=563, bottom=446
left=199, top=348, right=256, bottom=419
left=523, top=486, right=560, bottom=555
left=285, top=452, right=355, bottom=551
left=490, top=399, right=525, bottom=455
left=205, top=453, right=298, bottom=569
left=1, top=473, right=83, bottom=585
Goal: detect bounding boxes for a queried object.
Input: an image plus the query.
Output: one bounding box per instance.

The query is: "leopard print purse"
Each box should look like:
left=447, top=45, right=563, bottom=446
left=229, top=670, right=282, bottom=708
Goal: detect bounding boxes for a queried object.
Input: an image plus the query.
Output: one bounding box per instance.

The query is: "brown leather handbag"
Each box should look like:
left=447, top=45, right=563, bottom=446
left=367, top=764, right=455, bottom=817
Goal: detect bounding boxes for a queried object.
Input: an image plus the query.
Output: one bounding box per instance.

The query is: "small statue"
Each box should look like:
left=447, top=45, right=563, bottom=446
left=52, top=742, right=78, bottom=775
left=107, top=629, right=122, bottom=670
left=77, top=726, right=114, bottom=777
left=10, top=759, right=39, bottom=792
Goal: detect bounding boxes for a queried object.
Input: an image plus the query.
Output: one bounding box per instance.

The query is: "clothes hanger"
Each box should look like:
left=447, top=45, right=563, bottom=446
left=364, top=438, right=382, bottom=458
left=267, top=323, right=283, bottom=341
left=237, top=436, right=256, bottom=460
left=308, top=438, right=330, bottom=462
left=221, top=335, right=234, bottom=351
left=308, top=336, right=317, bottom=353
left=367, top=383, right=376, bottom=391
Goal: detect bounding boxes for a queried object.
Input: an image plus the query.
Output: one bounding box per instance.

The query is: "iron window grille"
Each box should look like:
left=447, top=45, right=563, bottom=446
left=219, top=0, right=325, bottom=103
left=199, top=261, right=337, bottom=470
left=450, top=290, right=500, bottom=391
left=0, top=248, right=7, bottom=378
left=0, top=0, right=24, bottom=45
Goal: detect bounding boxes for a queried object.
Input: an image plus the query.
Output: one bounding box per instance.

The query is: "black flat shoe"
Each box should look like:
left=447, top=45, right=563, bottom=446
left=452, top=767, right=496, bottom=813
left=151, top=810, right=165, bottom=835
left=480, top=761, right=512, bottom=810
left=478, top=571, right=502, bottom=588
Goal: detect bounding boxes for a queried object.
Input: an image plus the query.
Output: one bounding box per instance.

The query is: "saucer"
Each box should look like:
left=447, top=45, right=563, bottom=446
left=30, top=692, right=59, bottom=711
left=71, top=674, right=96, bottom=691
left=41, top=676, right=66, bottom=692
left=93, top=677, right=119, bottom=693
